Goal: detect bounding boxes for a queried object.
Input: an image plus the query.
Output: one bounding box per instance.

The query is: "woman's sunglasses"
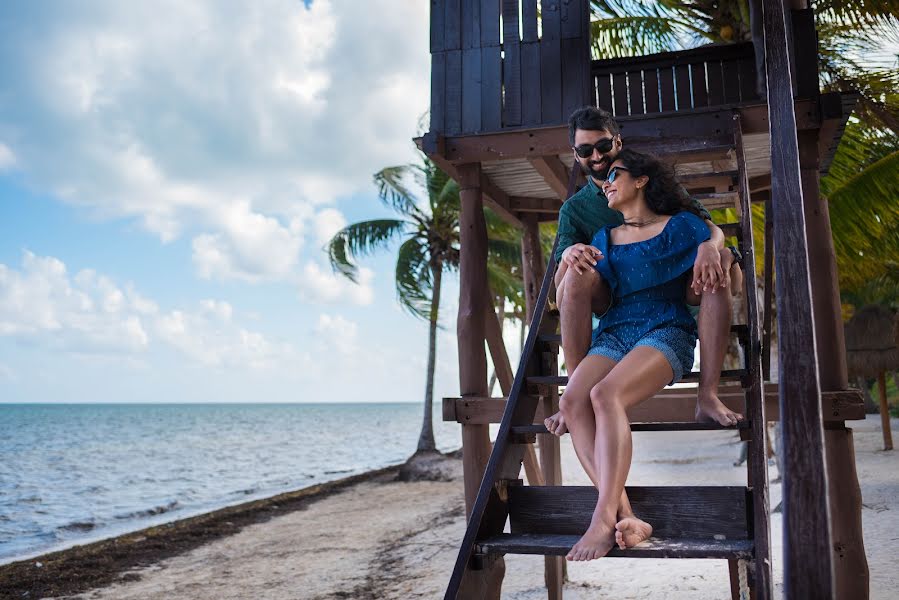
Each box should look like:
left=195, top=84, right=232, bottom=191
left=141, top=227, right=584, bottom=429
left=573, top=137, right=615, bottom=158
left=605, top=166, right=630, bottom=184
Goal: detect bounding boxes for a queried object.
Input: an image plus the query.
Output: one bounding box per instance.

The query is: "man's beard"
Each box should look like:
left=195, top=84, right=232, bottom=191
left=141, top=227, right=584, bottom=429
left=580, top=157, right=610, bottom=180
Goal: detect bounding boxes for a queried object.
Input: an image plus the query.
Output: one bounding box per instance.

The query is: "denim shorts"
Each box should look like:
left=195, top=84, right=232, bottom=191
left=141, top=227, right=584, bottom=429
left=586, top=326, right=697, bottom=384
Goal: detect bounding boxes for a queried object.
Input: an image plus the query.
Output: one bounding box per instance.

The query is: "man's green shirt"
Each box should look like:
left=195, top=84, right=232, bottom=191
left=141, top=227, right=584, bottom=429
left=554, top=176, right=712, bottom=263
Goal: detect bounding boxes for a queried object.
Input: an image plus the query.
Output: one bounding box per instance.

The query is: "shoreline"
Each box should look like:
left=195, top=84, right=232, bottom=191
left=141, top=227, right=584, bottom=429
left=0, top=464, right=403, bottom=599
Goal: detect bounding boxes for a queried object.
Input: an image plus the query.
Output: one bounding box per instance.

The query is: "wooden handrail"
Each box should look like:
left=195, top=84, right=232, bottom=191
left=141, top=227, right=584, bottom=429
left=444, top=164, right=579, bottom=599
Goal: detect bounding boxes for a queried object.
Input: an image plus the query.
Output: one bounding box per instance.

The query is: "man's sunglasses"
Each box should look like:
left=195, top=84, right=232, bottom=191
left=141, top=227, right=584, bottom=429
left=605, top=166, right=629, bottom=184
left=573, top=137, right=615, bottom=158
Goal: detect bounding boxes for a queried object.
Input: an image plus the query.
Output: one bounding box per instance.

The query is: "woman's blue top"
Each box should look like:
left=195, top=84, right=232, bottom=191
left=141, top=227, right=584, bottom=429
left=591, top=211, right=711, bottom=341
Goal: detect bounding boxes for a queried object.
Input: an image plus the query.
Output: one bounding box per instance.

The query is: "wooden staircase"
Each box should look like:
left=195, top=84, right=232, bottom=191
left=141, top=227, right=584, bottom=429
left=444, top=114, right=774, bottom=599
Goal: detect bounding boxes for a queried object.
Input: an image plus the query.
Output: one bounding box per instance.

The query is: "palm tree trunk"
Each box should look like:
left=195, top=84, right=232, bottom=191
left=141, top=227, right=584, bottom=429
left=417, top=263, right=442, bottom=452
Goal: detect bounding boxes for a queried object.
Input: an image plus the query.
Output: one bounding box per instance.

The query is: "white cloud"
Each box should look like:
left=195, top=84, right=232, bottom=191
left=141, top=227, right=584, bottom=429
left=191, top=201, right=304, bottom=282
left=300, top=261, right=374, bottom=306
left=0, top=251, right=293, bottom=369
left=314, top=313, right=358, bottom=355
left=0, top=1, right=429, bottom=285
left=314, top=208, right=346, bottom=247
left=0, top=142, right=15, bottom=171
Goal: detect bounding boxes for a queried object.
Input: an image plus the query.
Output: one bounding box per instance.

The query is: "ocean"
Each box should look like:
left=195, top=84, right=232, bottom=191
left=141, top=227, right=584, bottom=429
left=0, top=403, right=462, bottom=564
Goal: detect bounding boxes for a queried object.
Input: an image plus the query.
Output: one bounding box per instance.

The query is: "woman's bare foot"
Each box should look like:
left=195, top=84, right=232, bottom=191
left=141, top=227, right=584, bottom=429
left=566, top=522, right=616, bottom=561
left=543, top=411, right=568, bottom=436
left=695, top=393, right=743, bottom=427
left=614, top=517, right=653, bottom=549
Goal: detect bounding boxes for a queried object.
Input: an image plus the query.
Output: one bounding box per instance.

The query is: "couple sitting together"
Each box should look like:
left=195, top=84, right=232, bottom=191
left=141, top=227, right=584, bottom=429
left=544, top=107, right=745, bottom=561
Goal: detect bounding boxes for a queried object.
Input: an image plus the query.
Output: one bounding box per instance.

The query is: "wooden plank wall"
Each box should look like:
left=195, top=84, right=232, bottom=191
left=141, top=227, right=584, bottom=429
left=431, top=0, right=591, bottom=135
left=592, top=42, right=761, bottom=118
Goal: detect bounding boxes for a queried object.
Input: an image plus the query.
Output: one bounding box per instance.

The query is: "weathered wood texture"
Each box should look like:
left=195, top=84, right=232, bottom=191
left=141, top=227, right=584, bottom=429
left=442, top=387, right=865, bottom=425
left=761, top=0, right=834, bottom=597
left=430, top=0, right=590, bottom=135
left=455, top=162, right=505, bottom=600
left=592, top=43, right=761, bottom=118
left=520, top=214, right=544, bottom=323
left=735, top=114, right=773, bottom=600
left=484, top=289, right=544, bottom=486
left=509, top=486, right=750, bottom=539
left=477, top=534, right=754, bottom=559
left=446, top=224, right=563, bottom=599
left=825, top=427, right=871, bottom=599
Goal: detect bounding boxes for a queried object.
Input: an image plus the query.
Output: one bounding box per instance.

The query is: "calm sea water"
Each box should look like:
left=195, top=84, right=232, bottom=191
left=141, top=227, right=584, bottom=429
left=0, top=403, right=461, bottom=564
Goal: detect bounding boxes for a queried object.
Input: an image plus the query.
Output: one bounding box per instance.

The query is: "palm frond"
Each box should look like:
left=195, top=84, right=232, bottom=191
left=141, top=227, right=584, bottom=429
left=326, top=219, right=407, bottom=282
left=374, top=165, right=428, bottom=219
left=395, top=236, right=434, bottom=320
left=815, top=0, right=899, bottom=29
left=825, top=148, right=899, bottom=290
left=590, top=16, right=690, bottom=58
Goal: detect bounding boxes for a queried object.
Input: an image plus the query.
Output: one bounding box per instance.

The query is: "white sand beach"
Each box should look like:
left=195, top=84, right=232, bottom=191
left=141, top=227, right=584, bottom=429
left=60, top=414, right=898, bottom=600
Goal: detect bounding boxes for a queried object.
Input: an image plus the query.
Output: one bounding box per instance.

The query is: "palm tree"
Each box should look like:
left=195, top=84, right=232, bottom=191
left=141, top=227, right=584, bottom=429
left=327, top=153, right=528, bottom=454
left=327, top=155, right=459, bottom=453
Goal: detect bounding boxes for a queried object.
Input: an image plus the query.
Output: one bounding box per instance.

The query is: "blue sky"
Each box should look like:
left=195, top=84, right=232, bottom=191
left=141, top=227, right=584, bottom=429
left=0, top=1, right=477, bottom=403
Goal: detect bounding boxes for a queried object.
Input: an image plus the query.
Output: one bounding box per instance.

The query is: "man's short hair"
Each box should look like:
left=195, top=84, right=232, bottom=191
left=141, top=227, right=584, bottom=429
left=568, top=106, right=620, bottom=145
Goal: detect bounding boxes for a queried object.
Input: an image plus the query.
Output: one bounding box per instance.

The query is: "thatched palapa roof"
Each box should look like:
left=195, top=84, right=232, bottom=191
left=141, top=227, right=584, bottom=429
left=844, top=304, right=899, bottom=377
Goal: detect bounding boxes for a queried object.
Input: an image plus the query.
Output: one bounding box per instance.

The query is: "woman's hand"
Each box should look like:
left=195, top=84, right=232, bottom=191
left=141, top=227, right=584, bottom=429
left=562, top=244, right=603, bottom=275
left=691, top=240, right=726, bottom=295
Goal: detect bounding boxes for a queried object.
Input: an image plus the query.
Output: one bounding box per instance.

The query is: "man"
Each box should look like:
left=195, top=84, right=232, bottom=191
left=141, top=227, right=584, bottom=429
left=544, top=106, right=743, bottom=435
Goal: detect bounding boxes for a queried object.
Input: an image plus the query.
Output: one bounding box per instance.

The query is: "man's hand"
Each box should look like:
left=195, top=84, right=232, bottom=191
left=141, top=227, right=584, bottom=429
left=562, top=244, right=603, bottom=275
left=692, top=240, right=726, bottom=295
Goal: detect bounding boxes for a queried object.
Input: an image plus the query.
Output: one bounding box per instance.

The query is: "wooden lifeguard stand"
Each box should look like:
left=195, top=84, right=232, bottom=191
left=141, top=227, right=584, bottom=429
left=421, top=1, right=869, bottom=599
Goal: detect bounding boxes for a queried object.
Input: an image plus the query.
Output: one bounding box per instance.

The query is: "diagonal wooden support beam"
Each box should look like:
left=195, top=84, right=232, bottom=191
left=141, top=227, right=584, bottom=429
left=484, top=289, right=544, bottom=487
left=528, top=155, right=570, bottom=200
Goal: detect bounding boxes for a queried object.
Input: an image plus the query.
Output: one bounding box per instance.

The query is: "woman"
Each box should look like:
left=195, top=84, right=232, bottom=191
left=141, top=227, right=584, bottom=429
left=553, top=150, right=711, bottom=561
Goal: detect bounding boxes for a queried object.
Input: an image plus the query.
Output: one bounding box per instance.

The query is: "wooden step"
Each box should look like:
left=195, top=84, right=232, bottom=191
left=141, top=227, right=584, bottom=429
left=528, top=370, right=746, bottom=387
left=476, top=533, right=754, bottom=559
left=719, top=221, right=743, bottom=237
left=508, top=485, right=750, bottom=538
left=443, top=387, right=865, bottom=425
left=511, top=420, right=750, bottom=436
left=693, top=192, right=739, bottom=211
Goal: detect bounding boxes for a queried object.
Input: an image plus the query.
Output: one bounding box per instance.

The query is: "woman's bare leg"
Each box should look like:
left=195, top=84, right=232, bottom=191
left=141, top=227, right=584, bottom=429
left=567, top=346, right=674, bottom=561
left=559, top=354, right=635, bottom=521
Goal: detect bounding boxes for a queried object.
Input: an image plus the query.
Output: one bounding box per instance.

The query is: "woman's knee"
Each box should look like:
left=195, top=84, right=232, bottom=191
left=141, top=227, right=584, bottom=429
left=560, top=267, right=598, bottom=304
left=590, top=383, right=622, bottom=414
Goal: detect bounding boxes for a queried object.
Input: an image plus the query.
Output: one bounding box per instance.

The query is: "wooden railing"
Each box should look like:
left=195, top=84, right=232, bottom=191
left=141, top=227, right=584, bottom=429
left=592, top=42, right=761, bottom=118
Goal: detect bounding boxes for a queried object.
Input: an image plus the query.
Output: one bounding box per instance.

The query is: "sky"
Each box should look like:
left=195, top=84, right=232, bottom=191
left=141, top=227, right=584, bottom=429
left=0, top=0, right=487, bottom=404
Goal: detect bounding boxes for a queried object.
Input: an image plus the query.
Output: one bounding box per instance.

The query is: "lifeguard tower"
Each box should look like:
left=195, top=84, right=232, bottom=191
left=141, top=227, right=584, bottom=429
left=420, top=1, right=869, bottom=598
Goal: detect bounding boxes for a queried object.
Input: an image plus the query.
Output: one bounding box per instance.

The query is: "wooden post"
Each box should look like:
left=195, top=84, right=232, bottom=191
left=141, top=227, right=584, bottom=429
left=520, top=213, right=544, bottom=324
left=456, top=162, right=504, bottom=599
left=520, top=212, right=564, bottom=600
left=797, top=130, right=871, bottom=598
left=761, top=1, right=834, bottom=597
left=878, top=372, right=894, bottom=451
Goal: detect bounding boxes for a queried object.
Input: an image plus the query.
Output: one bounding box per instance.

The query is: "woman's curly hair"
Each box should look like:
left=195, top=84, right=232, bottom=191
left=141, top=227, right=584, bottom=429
left=612, top=149, right=700, bottom=217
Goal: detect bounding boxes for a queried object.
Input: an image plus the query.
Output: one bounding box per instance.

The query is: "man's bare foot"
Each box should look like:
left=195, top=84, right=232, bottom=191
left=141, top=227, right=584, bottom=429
left=695, top=393, right=743, bottom=427
left=566, top=522, right=615, bottom=561
left=543, top=411, right=568, bottom=436
left=614, top=517, right=653, bottom=549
